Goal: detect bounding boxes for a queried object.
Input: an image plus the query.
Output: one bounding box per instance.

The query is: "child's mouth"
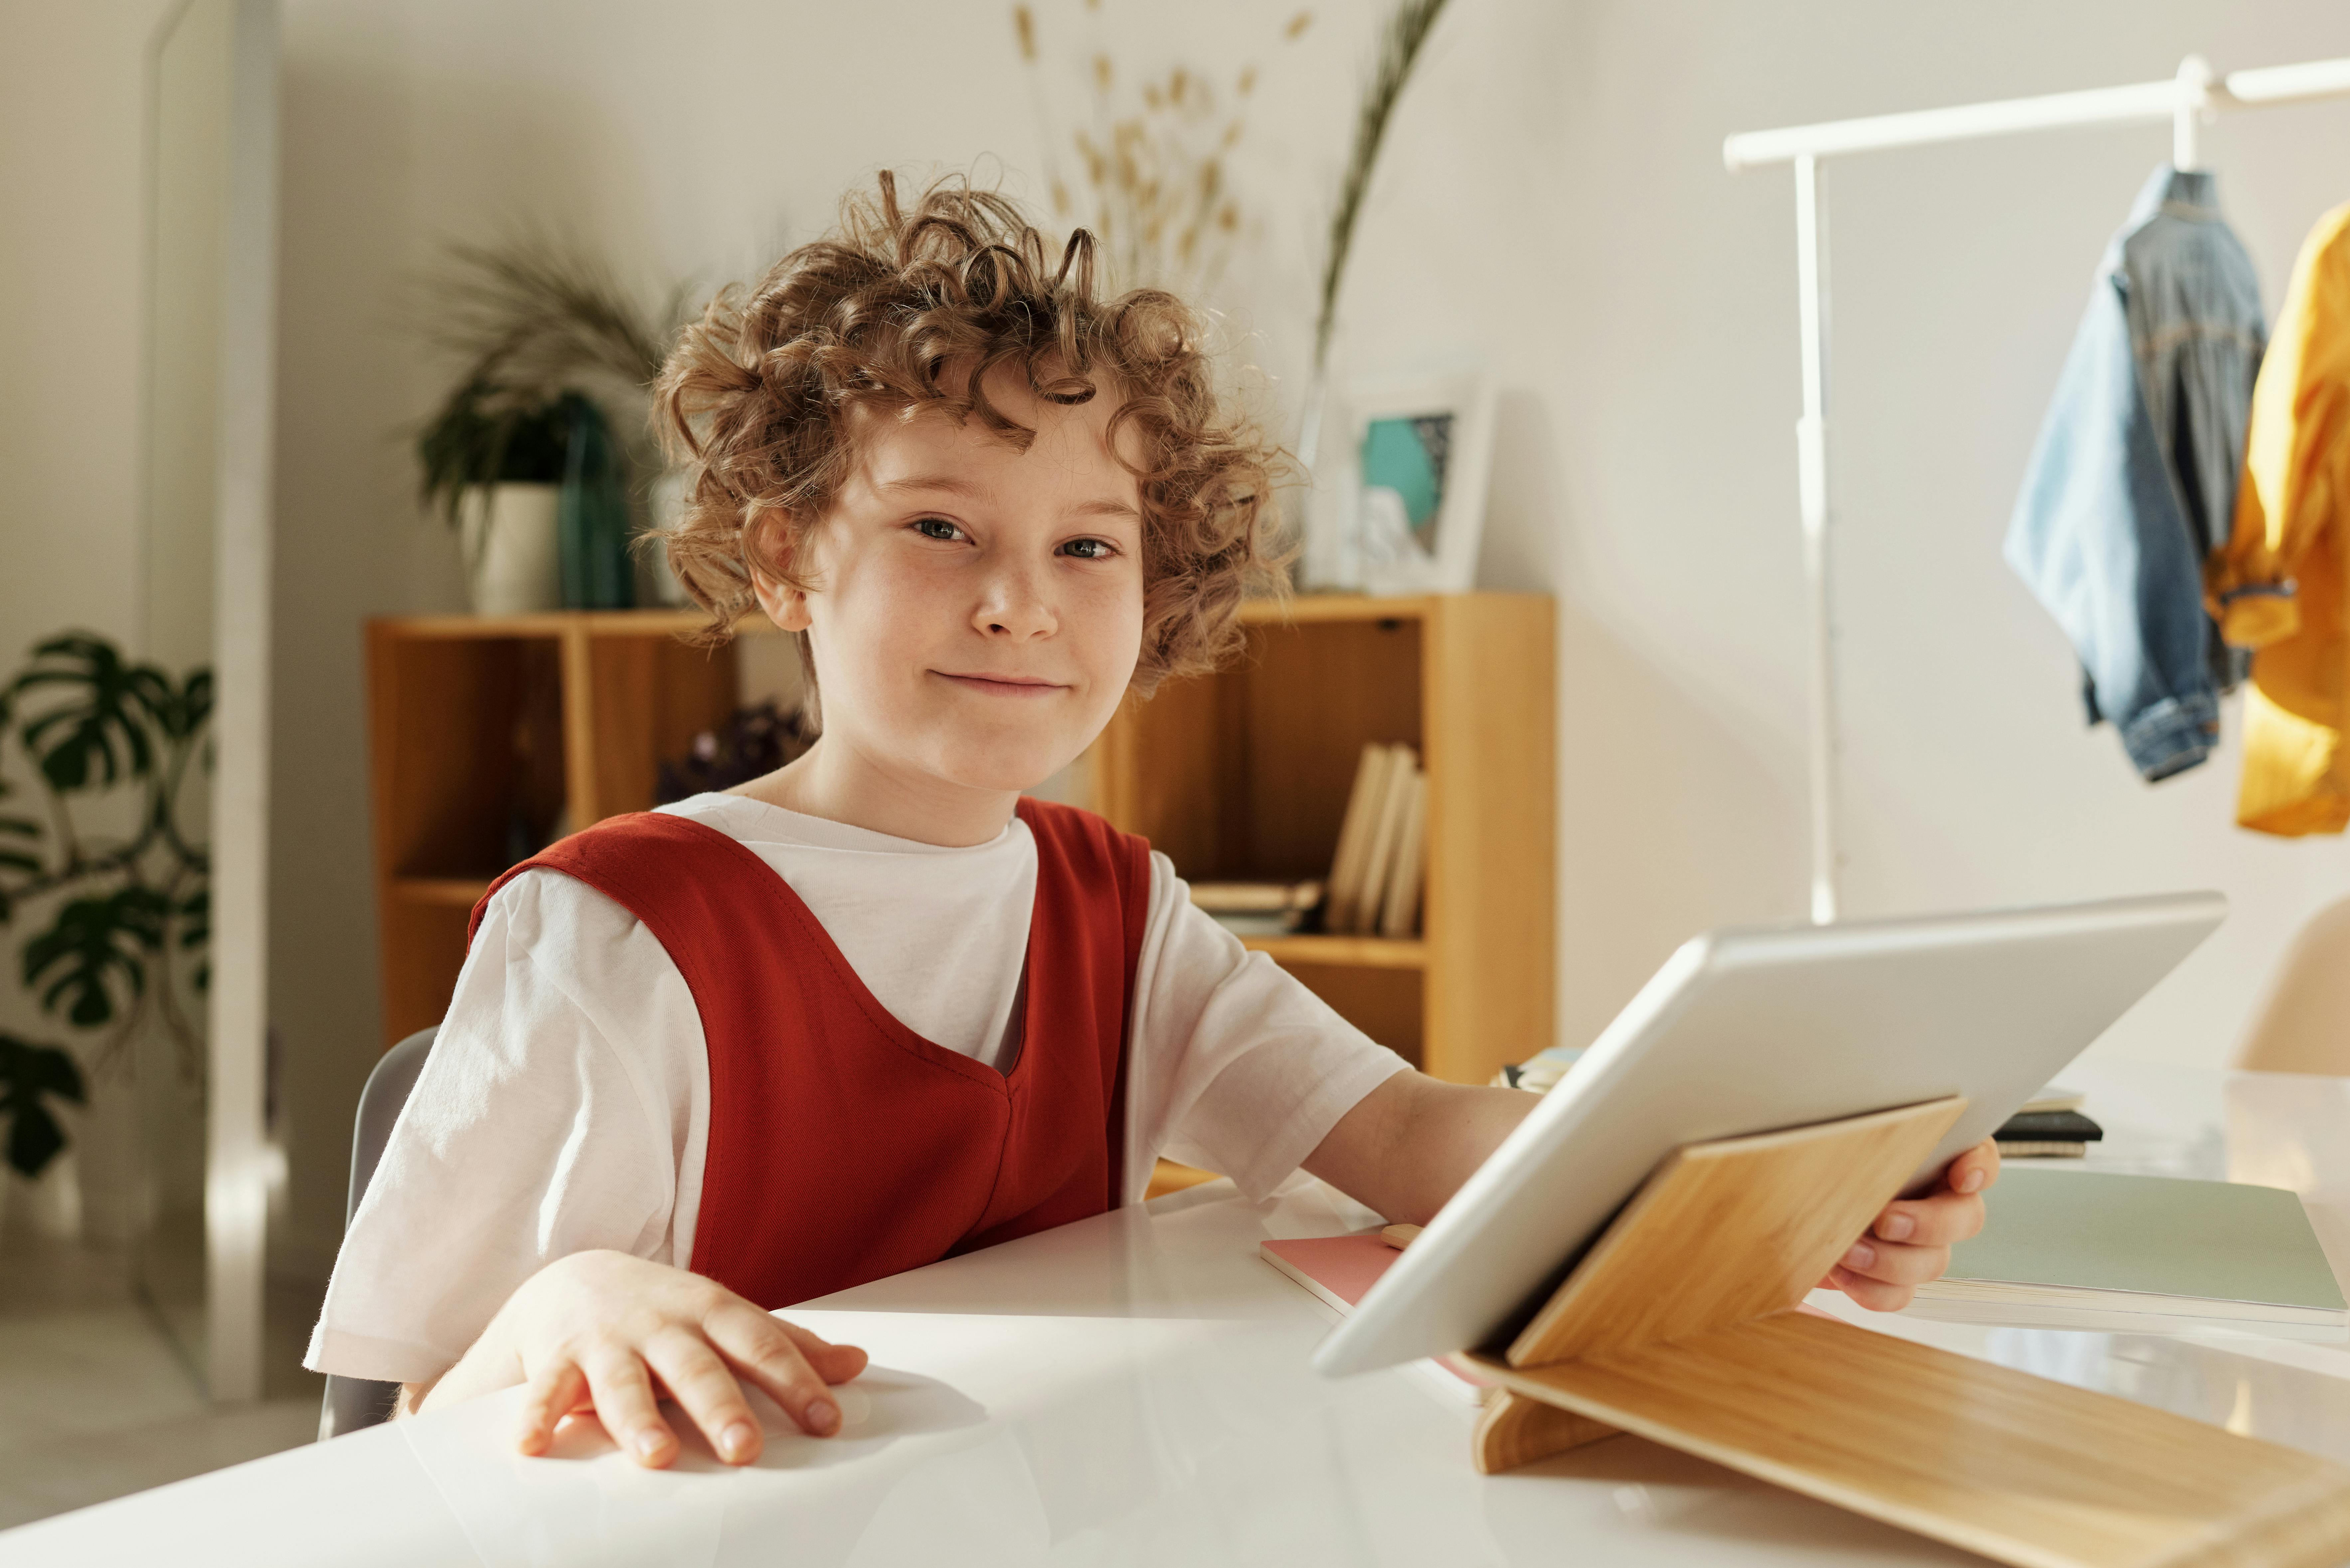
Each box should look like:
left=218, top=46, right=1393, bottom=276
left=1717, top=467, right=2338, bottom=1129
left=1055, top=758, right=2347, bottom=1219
left=933, top=671, right=1069, bottom=698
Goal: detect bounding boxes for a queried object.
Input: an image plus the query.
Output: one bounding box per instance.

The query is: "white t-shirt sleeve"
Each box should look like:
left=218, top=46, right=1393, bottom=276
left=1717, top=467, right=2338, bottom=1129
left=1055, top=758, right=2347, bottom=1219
left=303, top=871, right=705, bottom=1385
left=1127, top=853, right=1410, bottom=1202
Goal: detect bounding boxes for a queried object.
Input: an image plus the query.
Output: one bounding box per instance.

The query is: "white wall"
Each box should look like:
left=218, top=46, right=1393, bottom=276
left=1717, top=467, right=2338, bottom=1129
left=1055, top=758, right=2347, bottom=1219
left=250, top=0, right=2350, bottom=1269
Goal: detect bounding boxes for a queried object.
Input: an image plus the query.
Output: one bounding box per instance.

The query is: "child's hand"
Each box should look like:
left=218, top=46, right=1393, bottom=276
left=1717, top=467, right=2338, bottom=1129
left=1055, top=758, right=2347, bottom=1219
left=429, top=1250, right=868, bottom=1468
left=1824, top=1139, right=2000, bottom=1311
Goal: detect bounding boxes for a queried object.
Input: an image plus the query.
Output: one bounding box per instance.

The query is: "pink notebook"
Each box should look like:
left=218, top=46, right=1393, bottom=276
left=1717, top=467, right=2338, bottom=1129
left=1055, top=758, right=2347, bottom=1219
left=1259, top=1233, right=1494, bottom=1398
left=1259, top=1234, right=1405, bottom=1313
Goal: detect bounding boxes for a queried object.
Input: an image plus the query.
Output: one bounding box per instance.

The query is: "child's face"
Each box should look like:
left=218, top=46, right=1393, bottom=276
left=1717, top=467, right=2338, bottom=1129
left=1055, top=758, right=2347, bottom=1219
left=759, top=364, right=1146, bottom=800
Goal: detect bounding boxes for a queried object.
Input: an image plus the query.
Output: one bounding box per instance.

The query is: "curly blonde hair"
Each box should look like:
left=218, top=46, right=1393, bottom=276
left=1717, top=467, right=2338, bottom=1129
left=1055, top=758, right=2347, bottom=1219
left=651, top=170, right=1287, bottom=696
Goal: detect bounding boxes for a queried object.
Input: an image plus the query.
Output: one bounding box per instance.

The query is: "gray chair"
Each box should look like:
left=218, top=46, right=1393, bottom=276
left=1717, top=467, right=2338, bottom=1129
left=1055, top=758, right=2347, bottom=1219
left=316, top=1025, right=436, bottom=1440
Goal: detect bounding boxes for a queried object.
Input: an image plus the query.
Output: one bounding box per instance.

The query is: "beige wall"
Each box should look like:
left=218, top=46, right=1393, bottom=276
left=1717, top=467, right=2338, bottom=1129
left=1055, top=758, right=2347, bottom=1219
left=0, top=2, right=175, bottom=656
left=15, top=1, right=2350, bottom=1277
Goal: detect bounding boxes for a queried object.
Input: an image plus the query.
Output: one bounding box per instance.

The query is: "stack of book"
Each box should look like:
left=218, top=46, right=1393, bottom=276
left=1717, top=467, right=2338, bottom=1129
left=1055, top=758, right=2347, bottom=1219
left=1188, top=880, right=1324, bottom=937
left=1993, top=1086, right=2103, bottom=1158
left=1323, top=743, right=1428, bottom=938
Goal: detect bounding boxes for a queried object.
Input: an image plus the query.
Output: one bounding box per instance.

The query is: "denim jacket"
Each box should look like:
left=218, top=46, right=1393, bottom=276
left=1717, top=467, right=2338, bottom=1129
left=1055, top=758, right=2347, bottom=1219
left=2005, top=166, right=2265, bottom=781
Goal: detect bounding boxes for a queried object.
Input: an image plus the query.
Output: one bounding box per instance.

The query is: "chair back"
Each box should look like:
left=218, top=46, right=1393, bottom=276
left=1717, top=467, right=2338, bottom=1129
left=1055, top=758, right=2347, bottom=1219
left=2234, top=897, right=2350, bottom=1075
left=317, top=1026, right=436, bottom=1439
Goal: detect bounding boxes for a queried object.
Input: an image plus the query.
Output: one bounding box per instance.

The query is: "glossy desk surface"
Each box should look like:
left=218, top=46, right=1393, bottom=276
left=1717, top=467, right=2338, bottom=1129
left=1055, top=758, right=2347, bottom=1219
left=11, top=1062, right=2350, bottom=1567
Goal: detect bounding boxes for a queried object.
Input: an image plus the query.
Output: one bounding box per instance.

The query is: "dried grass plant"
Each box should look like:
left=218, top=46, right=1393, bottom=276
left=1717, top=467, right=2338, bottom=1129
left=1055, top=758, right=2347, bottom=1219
left=1012, top=4, right=1313, bottom=301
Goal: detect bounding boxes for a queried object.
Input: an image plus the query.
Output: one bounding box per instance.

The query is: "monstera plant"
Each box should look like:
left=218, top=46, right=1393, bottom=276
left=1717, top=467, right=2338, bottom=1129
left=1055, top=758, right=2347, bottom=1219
left=0, top=632, right=213, bottom=1179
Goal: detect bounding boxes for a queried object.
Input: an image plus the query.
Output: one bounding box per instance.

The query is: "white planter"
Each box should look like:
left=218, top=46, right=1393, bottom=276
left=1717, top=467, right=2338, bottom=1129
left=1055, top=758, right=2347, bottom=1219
left=460, top=483, right=562, bottom=615
left=643, top=470, right=693, bottom=607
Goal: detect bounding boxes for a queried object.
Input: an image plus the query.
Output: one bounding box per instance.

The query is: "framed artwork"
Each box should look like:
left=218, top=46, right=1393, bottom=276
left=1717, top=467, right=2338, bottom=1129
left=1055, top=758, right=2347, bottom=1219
left=1334, top=364, right=1496, bottom=595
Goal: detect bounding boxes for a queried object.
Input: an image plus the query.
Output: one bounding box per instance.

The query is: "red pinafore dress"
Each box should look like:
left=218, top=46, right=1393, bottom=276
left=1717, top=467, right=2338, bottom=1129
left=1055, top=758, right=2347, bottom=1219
left=465, top=796, right=1151, bottom=1308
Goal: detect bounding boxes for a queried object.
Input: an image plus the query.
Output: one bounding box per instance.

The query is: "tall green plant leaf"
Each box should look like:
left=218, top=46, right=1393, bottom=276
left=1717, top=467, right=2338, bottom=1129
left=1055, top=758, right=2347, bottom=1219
left=0, top=1031, right=85, bottom=1178
left=10, top=633, right=171, bottom=793
left=23, top=886, right=166, bottom=1028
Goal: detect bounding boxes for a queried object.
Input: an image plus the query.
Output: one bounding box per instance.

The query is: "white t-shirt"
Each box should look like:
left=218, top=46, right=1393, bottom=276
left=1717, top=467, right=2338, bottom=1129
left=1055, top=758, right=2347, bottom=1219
left=306, top=793, right=1407, bottom=1384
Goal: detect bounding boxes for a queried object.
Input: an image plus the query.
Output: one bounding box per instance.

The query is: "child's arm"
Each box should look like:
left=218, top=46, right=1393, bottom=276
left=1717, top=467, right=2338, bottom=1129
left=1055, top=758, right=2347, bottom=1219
left=1300, top=1070, right=1998, bottom=1312
left=411, top=1250, right=866, bottom=1466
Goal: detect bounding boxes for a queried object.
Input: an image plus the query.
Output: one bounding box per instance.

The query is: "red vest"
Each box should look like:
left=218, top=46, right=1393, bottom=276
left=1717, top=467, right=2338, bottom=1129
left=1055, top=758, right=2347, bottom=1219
left=466, top=797, right=1150, bottom=1308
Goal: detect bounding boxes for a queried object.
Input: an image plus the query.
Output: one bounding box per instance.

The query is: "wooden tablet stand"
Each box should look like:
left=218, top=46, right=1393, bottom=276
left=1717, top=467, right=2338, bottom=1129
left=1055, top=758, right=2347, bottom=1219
left=1452, top=1098, right=2350, bottom=1568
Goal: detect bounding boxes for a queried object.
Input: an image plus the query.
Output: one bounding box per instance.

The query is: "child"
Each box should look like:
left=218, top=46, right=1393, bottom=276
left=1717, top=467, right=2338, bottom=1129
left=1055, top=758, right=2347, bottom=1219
left=307, top=173, right=1996, bottom=1469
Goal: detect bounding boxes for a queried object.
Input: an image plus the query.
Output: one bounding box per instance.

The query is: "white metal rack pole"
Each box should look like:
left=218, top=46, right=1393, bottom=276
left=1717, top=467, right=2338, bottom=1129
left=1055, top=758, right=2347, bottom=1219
left=1724, top=54, right=2350, bottom=925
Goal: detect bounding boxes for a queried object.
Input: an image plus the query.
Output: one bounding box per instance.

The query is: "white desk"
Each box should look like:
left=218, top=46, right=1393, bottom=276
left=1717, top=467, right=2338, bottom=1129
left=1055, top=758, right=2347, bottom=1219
left=11, top=1063, right=2350, bottom=1567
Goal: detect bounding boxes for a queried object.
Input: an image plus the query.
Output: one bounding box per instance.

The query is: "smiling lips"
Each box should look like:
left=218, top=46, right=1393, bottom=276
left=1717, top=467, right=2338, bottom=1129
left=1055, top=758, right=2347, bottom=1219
left=934, top=671, right=1069, bottom=697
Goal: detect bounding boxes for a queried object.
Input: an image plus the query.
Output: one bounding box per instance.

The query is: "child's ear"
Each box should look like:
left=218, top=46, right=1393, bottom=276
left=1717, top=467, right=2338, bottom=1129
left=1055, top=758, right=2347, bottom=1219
left=746, top=512, right=814, bottom=633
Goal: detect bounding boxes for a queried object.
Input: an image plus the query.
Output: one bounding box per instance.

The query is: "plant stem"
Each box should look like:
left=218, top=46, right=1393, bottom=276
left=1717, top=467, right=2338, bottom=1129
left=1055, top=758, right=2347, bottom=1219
left=1314, top=0, right=1450, bottom=373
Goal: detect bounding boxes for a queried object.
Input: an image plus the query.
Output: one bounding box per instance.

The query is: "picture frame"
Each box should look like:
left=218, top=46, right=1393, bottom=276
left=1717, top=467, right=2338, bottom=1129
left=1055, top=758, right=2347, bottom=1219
left=1329, top=363, right=1497, bottom=596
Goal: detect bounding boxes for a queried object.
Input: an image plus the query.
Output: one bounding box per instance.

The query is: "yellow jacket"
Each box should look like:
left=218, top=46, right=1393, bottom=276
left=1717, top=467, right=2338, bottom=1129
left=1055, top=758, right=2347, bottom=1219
left=2207, top=203, right=2350, bottom=836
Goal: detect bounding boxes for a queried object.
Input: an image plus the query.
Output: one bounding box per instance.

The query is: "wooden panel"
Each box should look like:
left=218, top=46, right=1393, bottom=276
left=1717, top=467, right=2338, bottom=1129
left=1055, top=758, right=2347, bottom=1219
left=368, top=630, right=560, bottom=878
left=1422, top=593, right=1553, bottom=1084
left=1240, top=935, right=1425, bottom=969
left=1240, top=619, right=1422, bottom=879
left=374, top=608, right=776, bottom=640
left=1508, top=1098, right=1964, bottom=1368
left=584, top=632, right=739, bottom=821
left=1236, top=593, right=1434, bottom=626
left=1144, top=1159, right=1222, bottom=1200
left=1094, top=675, right=1239, bottom=875
left=1470, top=1390, right=1618, bottom=1476
left=1465, top=1315, right=2350, bottom=1568
left=1279, top=962, right=1422, bottom=1067
left=376, top=894, right=475, bottom=1049
left=369, top=627, right=564, bottom=1050
left=393, top=877, right=492, bottom=906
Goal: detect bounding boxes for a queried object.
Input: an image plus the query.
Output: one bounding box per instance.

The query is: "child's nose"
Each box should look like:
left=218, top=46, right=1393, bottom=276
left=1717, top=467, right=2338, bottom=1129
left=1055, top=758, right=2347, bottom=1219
left=974, top=565, right=1055, bottom=639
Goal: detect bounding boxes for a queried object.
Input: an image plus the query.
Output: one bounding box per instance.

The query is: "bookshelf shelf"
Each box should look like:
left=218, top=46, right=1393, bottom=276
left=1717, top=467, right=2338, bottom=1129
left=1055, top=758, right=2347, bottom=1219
left=1240, top=934, right=1427, bottom=970
left=392, top=877, right=494, bottom=907
left=1096, top=591, right=1554, bottom=1085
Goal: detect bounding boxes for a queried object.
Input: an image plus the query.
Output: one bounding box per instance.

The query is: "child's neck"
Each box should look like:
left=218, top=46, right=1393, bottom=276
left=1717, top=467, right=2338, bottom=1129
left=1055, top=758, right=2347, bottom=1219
left=727, top=737, right=1022, bottom=849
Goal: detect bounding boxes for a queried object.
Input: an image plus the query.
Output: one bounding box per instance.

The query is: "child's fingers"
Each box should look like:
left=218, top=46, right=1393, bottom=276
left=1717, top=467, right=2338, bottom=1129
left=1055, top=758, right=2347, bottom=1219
left=1826, top=1264, right=1918, bottom=1312
left=582, top=1346, right=679, bottom=1468
left=707, top=1304, right=846, bottom=1437
left=1873, top=1185, right=1986, bottom=1247
left=641, top=1328, right=764, bottom=1466
left=1837, top=1235, right=1950, bottom=1287
left=1947, top=1139, right=2002, bottom=1195
left=515, top=1360, right=587, bottom=1457
left=771, top=1319, right=870, bottom=1384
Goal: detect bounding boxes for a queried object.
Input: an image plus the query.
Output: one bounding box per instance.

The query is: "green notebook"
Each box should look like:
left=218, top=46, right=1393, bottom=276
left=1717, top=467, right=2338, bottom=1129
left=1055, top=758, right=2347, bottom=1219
left=1909, top=1169, right=2348, bottom=1339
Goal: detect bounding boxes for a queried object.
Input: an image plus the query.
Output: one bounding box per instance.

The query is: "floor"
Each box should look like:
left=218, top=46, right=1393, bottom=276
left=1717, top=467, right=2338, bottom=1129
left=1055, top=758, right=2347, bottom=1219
left=0, top=1228, right=327, bottom=1531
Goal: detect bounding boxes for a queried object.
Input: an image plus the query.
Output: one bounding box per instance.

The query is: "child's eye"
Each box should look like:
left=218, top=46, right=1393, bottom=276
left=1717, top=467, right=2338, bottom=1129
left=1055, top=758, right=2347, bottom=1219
left=1060, top=537, right=1116, bottom=560
left=911, top=517, right=966, bottom=543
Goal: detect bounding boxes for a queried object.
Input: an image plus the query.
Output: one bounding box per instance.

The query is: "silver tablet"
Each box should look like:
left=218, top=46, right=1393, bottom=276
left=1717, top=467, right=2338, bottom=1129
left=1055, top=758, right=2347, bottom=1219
left=1313, top=891, right=2225, bottom=1376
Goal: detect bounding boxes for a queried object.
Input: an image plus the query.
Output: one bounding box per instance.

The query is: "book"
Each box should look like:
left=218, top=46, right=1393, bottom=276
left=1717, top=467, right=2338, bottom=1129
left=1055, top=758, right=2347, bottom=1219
left=1995, top=1108, right=2102, bottom=1158
left=1189, top=880, right=1323, bottom=914
left=1378, top=767, right=1428, bottom=938
left=1995, top=1110, right=2103, bottom=1142
left=1908, top=1168, right=2350, bottom=1340
left=1353, top=747, right=1418, bottom=935
left=1323, top=744, right=1400, bottom=935
left=1492, top=1044, right=1587, bottom=1091
left=1259, top=1234, right=1493, bottom=1406
left=2020, top=1086, right=2087, bottom=1115
left=1189, top=880, right=1322, bottom=936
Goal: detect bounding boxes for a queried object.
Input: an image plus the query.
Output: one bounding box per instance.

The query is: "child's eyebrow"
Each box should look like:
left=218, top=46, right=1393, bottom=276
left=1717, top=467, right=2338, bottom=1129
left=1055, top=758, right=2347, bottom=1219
left=879, top=473, right=1140, bottom=522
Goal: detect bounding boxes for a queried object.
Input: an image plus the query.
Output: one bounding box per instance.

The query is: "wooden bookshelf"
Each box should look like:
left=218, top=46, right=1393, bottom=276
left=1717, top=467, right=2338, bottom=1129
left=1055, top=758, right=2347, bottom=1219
left=366, top=611, right=753, bottom=1048
left=367, top=593, right=1556, bottom=1091
left=1095, top=592, right=1554, bottom=1085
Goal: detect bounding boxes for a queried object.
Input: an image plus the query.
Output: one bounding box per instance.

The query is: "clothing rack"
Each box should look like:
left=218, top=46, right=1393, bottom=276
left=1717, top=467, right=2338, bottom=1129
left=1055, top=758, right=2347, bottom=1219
left=1724, top=54, right=2350, bottom=925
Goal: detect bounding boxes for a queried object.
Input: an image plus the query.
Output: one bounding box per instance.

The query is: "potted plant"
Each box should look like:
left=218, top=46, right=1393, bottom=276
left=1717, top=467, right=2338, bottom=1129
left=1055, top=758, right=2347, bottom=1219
left=409, top=238, right=691, bottom=612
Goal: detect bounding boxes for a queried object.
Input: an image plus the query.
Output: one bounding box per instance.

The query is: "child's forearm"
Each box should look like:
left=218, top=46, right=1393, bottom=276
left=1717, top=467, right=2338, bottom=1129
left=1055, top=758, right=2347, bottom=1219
left=1302, top=1071, right=1540, bottom=1225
